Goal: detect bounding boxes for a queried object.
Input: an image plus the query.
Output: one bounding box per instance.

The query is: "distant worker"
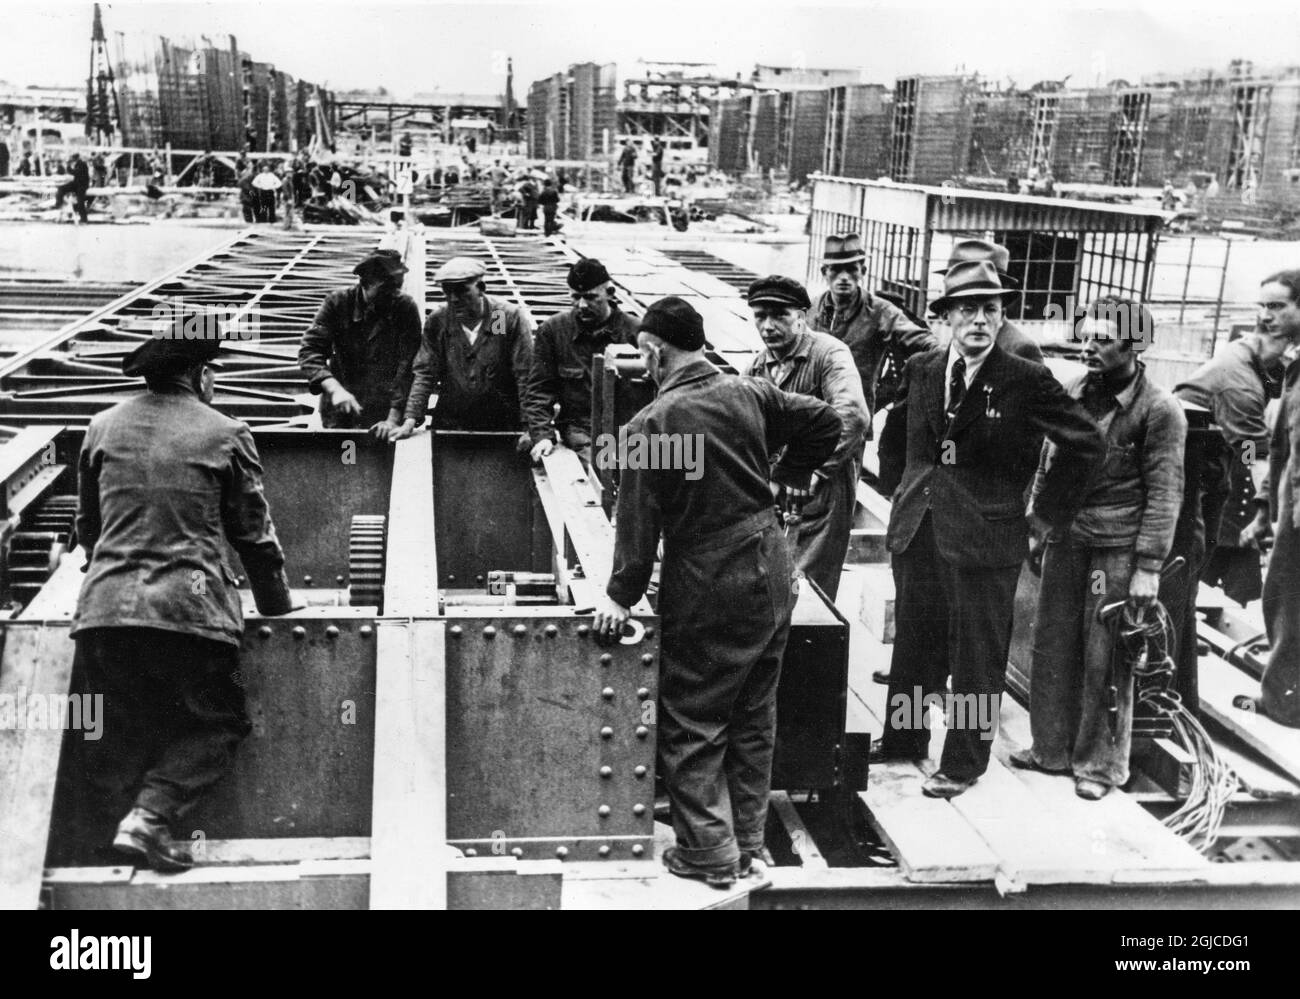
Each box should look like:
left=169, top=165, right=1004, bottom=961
left=237, top=167, right=257, bottom=223
left=0, top=136, right=10, bottom=178
left=618, top=140, right=637, bottom=193
left=298, top=248, right=422, bottom=439
left=808, top=232, right=936, bottom=429
left=54, top=152, right=91, bottom=223
left=744, top=276, right=870, bottom=601
left=538, top=177, right=560, bottom=235
left=397, top=257, right=534, bottom=439
left=518, top=176, right=539, bottom=230
left=71, top=334, right=295, bottom=871
left=595, top=296, right=842, bottom=887
left=650, top=137, right=665, bottom=196
left=525, top=258, right=638, bottom=463
left=91, top=151, right=107, bottom=190
left=251, top=162, right=280, bottom=223
left=488, top=159, right=509, bottom=212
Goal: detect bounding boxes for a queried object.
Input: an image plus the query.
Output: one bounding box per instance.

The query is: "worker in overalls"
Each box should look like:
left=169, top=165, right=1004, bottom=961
left=70, top=333, right=295, bottom=871
left=595, top=297, right=841, bottom=886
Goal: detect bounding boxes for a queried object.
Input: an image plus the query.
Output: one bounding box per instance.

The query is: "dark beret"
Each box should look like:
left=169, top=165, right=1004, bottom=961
left=638, top=296, right=706, bottom=351
left=353, top=248, right=409, bottom=279
left=568, top=257, right=612, bottom=292
left=746, top=275, right=811, bottom=310
left=123, top=334, right=224, bottom=379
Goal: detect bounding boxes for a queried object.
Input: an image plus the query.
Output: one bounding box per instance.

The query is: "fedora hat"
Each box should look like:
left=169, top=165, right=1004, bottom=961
left=928, top=260, right=1019, bottom=315
left=935, top=238, right=1020, bottom=289
left=821, top=233, right=866, bottom=266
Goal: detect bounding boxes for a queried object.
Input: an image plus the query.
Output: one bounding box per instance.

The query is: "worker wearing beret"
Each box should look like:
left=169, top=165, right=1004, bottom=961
left=524, top=257, right=639, bottom=463
left=298, top=248, right=422, bottom=440
left=743, top=275, right=870, bottom=602
left=396, top=256, right=535, bottom=442
left=596, top=297, right=841, bottom=887
left=69, top=333, right=295, bottom=872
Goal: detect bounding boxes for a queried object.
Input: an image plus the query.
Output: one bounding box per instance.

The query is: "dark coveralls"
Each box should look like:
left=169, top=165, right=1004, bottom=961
left=403, top=295, right=534, bottom=430
left=1261, top=362, right=1300, bottom=726
left=539, top=186, right=560, bottom=235
left=68, top=377, right=292, bottom=845
left=54, top=157, right=91, bottom=222
left=524, top=306, right=639, bottom=455
left=298, top=284, right=422, bottom=428
left=606, top=360, right=841, bottom=867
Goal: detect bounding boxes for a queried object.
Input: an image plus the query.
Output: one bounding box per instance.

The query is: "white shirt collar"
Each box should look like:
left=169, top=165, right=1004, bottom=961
left=946, top=342, right=994, bottom=397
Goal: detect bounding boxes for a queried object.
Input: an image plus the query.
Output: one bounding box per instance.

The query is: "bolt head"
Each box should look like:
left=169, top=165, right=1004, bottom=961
left=359, top=625, right=373, bottom=638
left=598, top=845, right=611, bottom=858
left=634, top=765, right=647, bottom=778
left=577, top=624, right=590, bottom=637
left=555, top=846, right=569, bottom=859
left=465, top=848, right=478, bottom=857
left=513, top=623, right=528, bottom=637
left=599, top=765, right=612, bottom=778
left=600, top=726, right=614, bottom=739
left=303, top=575, right=313, bottom=586
left=636, top=725, right=649, bottom=739
left=641, top=653, right=654, bottom=665
left=544, top=624, right=558, bottom=638
left=637, top=687, right=649, bottom=699
left=450, top=625, right=463, bottom=638
left=483, top=625, right=497, bottom=639
left=291, top=626, right=306, bottom=641
left=325, top=625, right=340, bottom=640
left=632, top=844, right=645, bottom=857
left=644, top=627, right=655, bottom=639
left=257, top=625, right=272, bottom=639
left=598, top=804, right=611, bottom=817
left=602, top=686, right=615, bottom=700
left=633, top=803, right=646, bottom=816
left=600, top=653, right=613, bottom=666
left=511, top=846, right=523, bottom=858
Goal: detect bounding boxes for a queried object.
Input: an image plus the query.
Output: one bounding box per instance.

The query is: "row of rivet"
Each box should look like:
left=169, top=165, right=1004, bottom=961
left=599, top=725, right=650, bottom=739
left=447, top=625, right=656, bottom=647
left=257, top=625, right=371, bottom=640
left=462, top=843, right=647, bottom=860
left=598, top=764, right=649, bottom=779
left=602, top=687, right=652, bottom=700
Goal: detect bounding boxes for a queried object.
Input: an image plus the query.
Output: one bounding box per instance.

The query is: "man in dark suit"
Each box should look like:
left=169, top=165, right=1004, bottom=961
left=875, top=260, right=1104, bottom=798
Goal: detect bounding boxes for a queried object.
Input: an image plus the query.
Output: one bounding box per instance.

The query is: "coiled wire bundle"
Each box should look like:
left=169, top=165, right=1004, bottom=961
left=1110, top=600, right=1238, bottom=853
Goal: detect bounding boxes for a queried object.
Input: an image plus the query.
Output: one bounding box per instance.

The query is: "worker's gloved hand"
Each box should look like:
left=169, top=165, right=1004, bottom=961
left=328, top=384, right=362, bottom=417
left=593, top=596, right=631, bottom=646
left=1127, top=567, right=1161, bottom=607
left=515, top=431, right=534, bottom=455
left=530, top=438, right=555, bottom=463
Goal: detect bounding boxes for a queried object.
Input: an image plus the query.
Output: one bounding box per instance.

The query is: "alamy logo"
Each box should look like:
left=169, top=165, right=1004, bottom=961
left=593, top=432, right=704, bottom=481
left=49, top=931, right=151, bottom=979
left=0, top=691, right=102, bottom=740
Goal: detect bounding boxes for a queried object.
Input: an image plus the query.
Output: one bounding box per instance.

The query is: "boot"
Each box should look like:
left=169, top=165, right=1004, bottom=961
left=112, top=807, right=193, bottom=873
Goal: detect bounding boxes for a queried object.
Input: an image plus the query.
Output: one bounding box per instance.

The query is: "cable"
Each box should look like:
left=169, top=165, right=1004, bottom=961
left=1111, top=600, right=1238, bottom=854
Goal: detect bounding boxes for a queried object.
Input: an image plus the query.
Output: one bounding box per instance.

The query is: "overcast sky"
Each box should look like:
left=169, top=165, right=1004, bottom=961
left=5, top=0, right=1300, bottom=96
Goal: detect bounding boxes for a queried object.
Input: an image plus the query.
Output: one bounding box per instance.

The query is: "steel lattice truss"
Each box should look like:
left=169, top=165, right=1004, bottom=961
left=0, top=227, right=581, bottom=429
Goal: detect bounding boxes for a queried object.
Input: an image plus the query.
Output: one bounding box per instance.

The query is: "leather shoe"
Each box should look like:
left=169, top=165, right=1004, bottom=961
left=868, top=741, right=925, bottom=765
left=1075, top=778, right=1111, bottom=801
left=112, top=807, right=193, bottom=872
left=662, top=847, right=736, bottom=888
left=1008, top=748, right=1071, bottom=775
left=738, top=847, right=773, bottom=879
left=871, top=668, right=891, bottom=685
left=921, top=772, right=976, bottom=799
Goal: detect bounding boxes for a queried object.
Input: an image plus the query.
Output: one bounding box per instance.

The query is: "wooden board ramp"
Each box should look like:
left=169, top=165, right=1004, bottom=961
left=1198, top=653, right=1300, bottom=786
left=835, top=569, right=1214, bottom=891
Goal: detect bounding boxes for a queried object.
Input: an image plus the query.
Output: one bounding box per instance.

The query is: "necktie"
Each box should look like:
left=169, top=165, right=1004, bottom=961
left=947, top=356, right=967, bottom=424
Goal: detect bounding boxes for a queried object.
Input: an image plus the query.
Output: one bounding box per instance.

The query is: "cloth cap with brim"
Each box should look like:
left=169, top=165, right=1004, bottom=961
left=123, top=335, right=224, bottom=379
left=822, top=232, right=866, bottom=265
left=928, top=260, right=1020, bottom=315
left=434, top=257, right=487, bottom=284
left=638, top=296, right=706, bottom=351
left=746, top=275, right=812, bottom=311
left=568, top=258, right=612, bottom=293
left=935, top=238, right=1020, bottom=288
left=353, top=249, right=409, bottom=280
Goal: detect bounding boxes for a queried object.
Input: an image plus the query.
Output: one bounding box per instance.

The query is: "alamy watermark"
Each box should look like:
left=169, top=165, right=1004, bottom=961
left=888, top=686, right=999, bottom=742
left=593, top=432, right=704, bottom=481
left=0, top=690, right=103, bottom=740
left=151, top=298, right=260, bottom=341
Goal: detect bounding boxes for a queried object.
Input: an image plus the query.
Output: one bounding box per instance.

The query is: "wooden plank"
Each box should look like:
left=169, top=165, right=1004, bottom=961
left=1199, top=654, right=1300, bottom=784
left=859, top=766, right=1000, bottom=883
left=197, top=836, right=370, bottom=865
left=369, top=620, right=449, bottom=909
left=856, top=563, right=896, bottom=644
left=0, top=624, right=77, bottom=909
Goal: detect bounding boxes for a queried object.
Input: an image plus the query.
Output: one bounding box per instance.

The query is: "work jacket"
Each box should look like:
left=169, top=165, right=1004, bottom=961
left=524, top=306, right=639, bottom=446
left=1034, top=363, right=1187, bottom=571
left=73, top=379, right=292, bottom=646
left=404, top=295, right=534, bottom=430
left=299, top=284, right=422, bottom=428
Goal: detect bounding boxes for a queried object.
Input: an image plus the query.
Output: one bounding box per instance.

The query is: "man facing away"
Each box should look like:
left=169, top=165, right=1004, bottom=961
left=874, top=259, right=1104, bottom=798
left=71, top=334, right=295, bottom=871
left=594, top=296, right=842, bottom=887
left=1016, top=298, right=1186, bottom=800
left=396, top=256, right=534, bottom=442
left=298, top=248, right=422, bottom=441
left=743, top=275, right=869, bottom=601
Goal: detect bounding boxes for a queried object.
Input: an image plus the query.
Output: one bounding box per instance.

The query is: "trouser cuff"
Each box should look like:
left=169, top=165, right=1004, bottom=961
left=671, top=839, right=739, bottom=868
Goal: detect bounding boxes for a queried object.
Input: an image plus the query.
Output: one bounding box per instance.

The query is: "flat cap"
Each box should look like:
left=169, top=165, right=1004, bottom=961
left=638, top=296, right=706, bottom=351
left=568, top=258, right=612, bottom=293
left=353, top=248, right=409, bottom=279
left=123, top=334, right=224, bottom=379
left=746, top=275, right=811, bottom=311
left=433, top=256, right=487, bottom=283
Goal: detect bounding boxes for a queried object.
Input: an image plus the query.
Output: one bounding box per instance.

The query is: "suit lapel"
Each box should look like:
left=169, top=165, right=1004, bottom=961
left=922, top=350, right=948, bottom=439
left=947, top=344, right=1007, bottom=440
